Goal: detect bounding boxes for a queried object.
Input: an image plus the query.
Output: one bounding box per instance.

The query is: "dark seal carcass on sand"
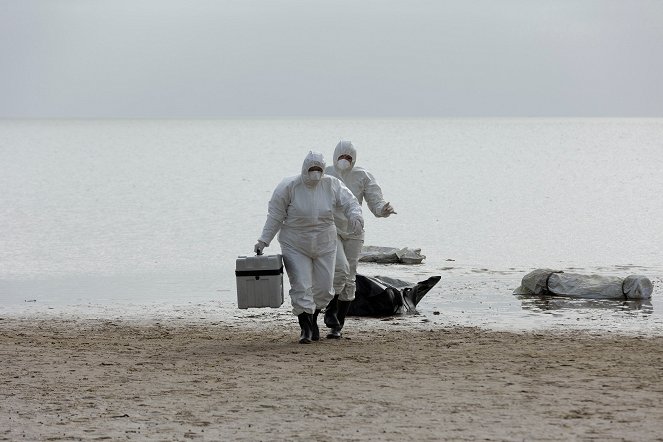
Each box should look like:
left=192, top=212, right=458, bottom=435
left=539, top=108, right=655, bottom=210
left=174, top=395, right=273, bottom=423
left=348, top=275, right=441, bottom=317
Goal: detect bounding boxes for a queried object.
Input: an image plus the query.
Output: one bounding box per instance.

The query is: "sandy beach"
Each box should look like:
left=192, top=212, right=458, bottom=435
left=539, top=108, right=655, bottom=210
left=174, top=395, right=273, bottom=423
left=2, top=310, right=662, bottom=442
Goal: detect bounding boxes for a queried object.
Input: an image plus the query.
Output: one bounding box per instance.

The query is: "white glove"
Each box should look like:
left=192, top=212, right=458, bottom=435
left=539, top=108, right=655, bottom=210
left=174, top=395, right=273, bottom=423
left=382, top=202, right=396, bottom=217
left=254, top=240, right=267, bottom=255
left=350, top=217, right=364, bottom=235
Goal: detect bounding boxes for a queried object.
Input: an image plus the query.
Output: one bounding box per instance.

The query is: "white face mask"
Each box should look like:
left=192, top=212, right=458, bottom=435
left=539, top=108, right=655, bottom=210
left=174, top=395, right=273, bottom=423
left=308, top=171, right=322, bottom=181
left=337, top=159, right=351, bottom=170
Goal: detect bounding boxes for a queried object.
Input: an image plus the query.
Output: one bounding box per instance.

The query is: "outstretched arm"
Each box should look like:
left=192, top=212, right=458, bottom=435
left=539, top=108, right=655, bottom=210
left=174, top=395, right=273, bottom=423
left=363, top=171, right=395, bottom=217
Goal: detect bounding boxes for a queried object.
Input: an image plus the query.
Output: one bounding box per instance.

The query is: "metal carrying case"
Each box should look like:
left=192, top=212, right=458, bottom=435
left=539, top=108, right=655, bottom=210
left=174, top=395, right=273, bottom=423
left=235, top=254, right=284, bottom=309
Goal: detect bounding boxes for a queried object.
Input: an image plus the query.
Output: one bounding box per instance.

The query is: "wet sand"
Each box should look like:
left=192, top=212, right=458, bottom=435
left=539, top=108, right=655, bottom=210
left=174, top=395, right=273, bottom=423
left=1, top=312, right=663, bottom=441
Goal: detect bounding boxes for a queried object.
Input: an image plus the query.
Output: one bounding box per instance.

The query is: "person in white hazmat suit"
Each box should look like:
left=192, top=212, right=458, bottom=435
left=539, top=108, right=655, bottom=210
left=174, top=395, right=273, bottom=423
left=254, top=151, right=364, bottom=344
left=324, top=140, right=396, bottom=339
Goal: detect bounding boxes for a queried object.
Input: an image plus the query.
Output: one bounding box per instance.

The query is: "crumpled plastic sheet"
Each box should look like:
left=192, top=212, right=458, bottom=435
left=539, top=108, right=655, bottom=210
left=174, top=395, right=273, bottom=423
left=358, top=246, right=426, bottom=264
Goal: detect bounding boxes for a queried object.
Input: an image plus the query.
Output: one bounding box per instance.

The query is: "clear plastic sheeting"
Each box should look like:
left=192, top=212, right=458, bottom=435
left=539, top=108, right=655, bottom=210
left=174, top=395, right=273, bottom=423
left=358, top=246, right=426, bottom=264
left=514, top=268, right=653, bottom=300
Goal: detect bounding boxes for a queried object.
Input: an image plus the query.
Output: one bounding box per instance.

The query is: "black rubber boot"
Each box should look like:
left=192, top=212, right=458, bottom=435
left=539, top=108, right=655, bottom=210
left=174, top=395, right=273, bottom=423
left=324, top=295, right=340, bottom=328
left=337, top=300, right=352, bottom=329
left=326, top=299, right=351, bottom=339
left=326, top=327, right=341, bottom=339
left=297, top=313, right=312, bottom=344
left=311, top=310, right=321, bottom=341
left=327, top=300, right=352, bottom=339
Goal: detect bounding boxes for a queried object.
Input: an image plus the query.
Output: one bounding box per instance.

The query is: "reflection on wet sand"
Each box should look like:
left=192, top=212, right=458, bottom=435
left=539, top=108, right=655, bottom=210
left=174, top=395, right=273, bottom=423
left=516, top=294, right=653, bottom=316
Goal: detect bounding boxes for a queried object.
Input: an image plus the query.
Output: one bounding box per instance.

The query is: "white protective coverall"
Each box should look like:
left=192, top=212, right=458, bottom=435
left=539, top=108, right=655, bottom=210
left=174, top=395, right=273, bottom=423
left=258, top=151, right=364, bottom=315
left=325, top=141, right=393, bottom=301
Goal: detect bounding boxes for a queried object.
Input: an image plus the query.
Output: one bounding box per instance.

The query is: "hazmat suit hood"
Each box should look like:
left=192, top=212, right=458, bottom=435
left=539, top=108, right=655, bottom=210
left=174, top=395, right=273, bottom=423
left=333, top=140, right=357, bottom=174
left=301, top=151, right=326, bottom=187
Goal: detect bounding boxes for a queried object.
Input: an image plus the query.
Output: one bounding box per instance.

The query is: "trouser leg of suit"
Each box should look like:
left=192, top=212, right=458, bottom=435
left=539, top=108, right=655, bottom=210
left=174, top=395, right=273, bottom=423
left=333, top=237, right=364, bottom=302
left=281, top=243, right=316, bottom=316
left=342, top=238, right=363, bottom=301
left=311, top=246, right=336, bottom=311
left=333, top=237, right=349, bottom=298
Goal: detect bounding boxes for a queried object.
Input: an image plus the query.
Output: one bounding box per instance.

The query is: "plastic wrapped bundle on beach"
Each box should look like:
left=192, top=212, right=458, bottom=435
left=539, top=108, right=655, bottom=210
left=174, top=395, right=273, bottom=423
left=514, top=268, right=653, bottom=300
left=359, top=246, right=426, bottom=264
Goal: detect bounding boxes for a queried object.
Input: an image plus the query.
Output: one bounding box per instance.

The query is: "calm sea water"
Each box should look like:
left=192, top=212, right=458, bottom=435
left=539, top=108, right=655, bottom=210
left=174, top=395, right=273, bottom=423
left=1, top=119, right=662, bottom=333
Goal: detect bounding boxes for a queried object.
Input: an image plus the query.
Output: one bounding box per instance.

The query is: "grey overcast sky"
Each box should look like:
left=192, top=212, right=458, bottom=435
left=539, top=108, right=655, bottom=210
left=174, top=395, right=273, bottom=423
left=1, top=0, right=662, bottom=118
